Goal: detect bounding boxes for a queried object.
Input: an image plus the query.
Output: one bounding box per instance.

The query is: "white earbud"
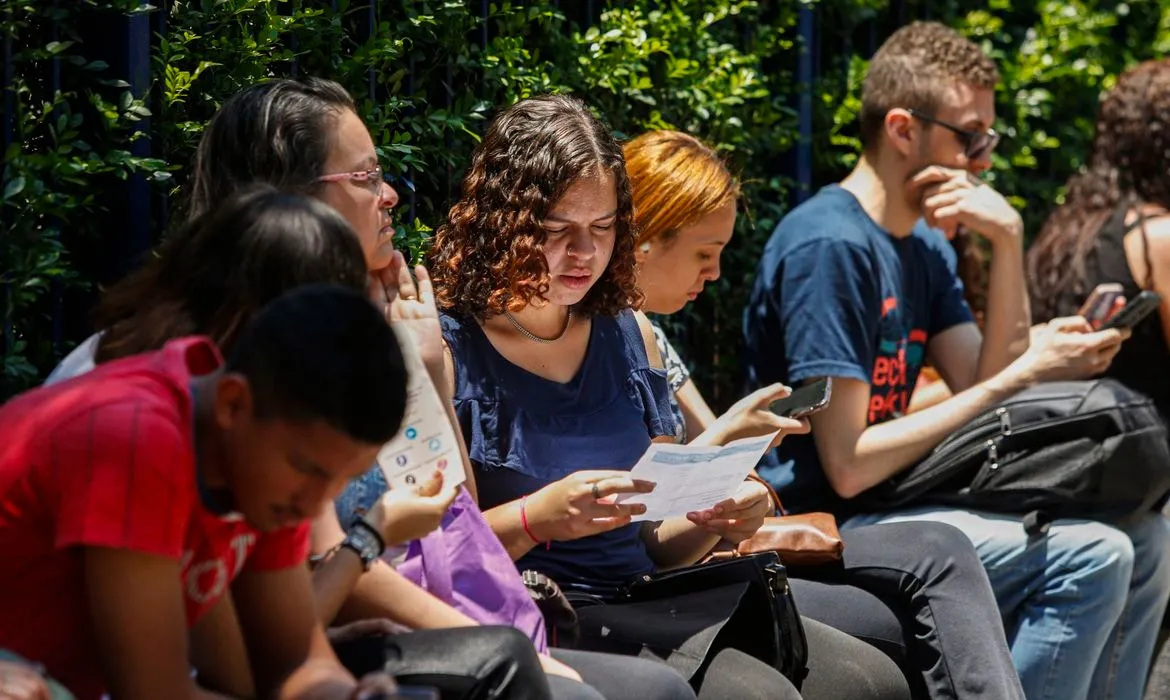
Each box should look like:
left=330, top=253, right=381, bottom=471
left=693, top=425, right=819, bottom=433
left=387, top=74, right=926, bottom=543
left=639, top=241, right=651, bottom=254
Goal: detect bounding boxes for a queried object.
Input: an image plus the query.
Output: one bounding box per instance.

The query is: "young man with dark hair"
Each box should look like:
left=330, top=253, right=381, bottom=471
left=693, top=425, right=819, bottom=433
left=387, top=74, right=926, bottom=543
left=0, top=285, right=407, bottom=700
left=744, top=21, right=1170, bottom=700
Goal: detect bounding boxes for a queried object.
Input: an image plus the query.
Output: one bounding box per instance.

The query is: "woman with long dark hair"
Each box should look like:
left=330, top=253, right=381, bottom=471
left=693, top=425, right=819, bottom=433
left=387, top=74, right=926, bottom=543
left=1028, top=59, right=1170, bottom=418
left=1026, top=59, right=1170, bottom=700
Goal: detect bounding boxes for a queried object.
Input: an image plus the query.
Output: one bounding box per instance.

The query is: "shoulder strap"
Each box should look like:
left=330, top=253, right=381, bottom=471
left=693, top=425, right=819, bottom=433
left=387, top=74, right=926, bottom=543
left=1141, top=219, right=1156, bottom=290
left=747, top=472, right=786, bottom=516
left=1122, top=208, right=1149, bottom=236
left=1122, top=205, right=1169, bottom=290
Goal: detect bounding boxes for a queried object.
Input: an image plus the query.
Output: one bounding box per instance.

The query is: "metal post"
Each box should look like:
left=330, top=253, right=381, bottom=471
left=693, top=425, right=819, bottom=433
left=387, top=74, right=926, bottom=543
left=481, top=0, right=489, bottom=52
left=796, top=2, right=815, bottom=202
left=1, top=5, right=12, bottom=368
left=154, top=0, right=169, bottom=233
left=124, top=0, right=152, bottom=271
left=367, top=0, right=376, bottom=101
left=50, top=0, right=63, bottom=350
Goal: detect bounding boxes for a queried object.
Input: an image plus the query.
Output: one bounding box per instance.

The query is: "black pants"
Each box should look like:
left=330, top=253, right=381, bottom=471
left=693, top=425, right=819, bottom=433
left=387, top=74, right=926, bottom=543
left=333, top=625, right=553, bottom=700
left=790, top=522, right=1023, bottom=700
left=549, top=648, right=695, bottom=700
left=561, top=613, right=907, bottom=700
left=553, top=618, right=907, bottom=700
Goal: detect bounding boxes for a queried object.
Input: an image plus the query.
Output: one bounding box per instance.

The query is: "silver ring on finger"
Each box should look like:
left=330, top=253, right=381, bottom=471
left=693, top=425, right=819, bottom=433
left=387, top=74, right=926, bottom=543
left=592, top=483, right=601, bottom=500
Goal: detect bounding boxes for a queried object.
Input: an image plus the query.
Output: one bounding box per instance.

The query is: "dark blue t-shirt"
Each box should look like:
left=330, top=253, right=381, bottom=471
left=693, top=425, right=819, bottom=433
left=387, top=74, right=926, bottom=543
left=742, top=185, right=973, bottom=517
left=441, top=310, right=676, bottom=587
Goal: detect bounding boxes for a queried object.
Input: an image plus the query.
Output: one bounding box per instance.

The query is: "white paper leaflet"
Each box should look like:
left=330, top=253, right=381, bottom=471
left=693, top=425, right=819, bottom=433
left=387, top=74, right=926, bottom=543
left=375, top=326, right=466, bottom=490
left=614, top=432, right=778, bottom=521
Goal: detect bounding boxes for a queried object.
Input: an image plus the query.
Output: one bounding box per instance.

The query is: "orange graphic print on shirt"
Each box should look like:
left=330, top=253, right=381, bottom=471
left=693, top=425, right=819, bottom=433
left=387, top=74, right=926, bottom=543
left=869, top=296, right=927, bottom=424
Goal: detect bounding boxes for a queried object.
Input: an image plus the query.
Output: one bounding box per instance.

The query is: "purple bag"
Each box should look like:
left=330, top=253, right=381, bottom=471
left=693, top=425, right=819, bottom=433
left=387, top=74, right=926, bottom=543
left=397, top=487, right=549, bottom=653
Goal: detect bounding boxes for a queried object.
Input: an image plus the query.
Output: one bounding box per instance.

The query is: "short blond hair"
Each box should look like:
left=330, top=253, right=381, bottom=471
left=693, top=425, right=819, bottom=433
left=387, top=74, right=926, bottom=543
left=860, top=21, right=999, bottom=149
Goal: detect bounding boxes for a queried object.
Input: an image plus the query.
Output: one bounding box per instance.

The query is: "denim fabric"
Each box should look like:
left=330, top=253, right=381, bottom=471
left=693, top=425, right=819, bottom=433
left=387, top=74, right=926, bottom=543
left=334, top=463, right=389, bottom=526
left=849, top=508, right=1170, bottom=700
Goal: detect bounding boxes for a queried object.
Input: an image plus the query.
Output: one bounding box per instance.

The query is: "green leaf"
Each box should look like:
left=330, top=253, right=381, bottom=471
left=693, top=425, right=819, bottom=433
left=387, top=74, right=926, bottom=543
left=3, top=176, right=25, bottom=200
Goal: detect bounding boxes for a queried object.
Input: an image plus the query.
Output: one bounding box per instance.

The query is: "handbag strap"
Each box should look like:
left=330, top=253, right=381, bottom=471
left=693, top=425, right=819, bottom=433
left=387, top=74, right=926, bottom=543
left=746, top=472, right=788, bottom=516
left=417, top=528, right=455, bottom=602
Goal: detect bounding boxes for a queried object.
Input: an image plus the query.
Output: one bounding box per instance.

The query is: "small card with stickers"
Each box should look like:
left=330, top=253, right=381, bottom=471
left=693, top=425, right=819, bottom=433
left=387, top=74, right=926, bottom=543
left=375, top=325, right=466, bottom=490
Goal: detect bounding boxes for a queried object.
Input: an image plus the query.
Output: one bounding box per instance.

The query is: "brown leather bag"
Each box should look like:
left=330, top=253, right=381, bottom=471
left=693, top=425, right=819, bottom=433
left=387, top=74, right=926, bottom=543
left=707, top=474, right=844, bottom=567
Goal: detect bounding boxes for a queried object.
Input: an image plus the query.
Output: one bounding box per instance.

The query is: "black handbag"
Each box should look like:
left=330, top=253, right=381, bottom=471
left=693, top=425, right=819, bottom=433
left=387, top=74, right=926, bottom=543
left=331, top=626, right=553, bottom=700
left=522, top=569, right=581, bottom=648
left=559, top=552, right=809, bottom=688
left=856, top=378, right=1170, bottom=534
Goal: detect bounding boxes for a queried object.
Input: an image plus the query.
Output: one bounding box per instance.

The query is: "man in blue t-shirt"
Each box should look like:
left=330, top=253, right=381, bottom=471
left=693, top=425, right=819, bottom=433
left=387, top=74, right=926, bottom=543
left=744, top=21, right=1170, bottom=700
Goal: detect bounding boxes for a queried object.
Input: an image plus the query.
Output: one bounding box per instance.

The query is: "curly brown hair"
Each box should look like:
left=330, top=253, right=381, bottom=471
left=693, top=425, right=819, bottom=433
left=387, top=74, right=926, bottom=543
left=429, top=94, right=641, bottom=318
left=860, top=21, right=999, bottom=148
left=1027, top=59, right=1170, bottom=321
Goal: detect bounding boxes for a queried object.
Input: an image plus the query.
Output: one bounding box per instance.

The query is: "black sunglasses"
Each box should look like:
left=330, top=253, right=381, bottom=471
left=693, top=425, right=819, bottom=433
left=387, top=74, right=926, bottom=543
left=906, top=109, right=1001, bottom=160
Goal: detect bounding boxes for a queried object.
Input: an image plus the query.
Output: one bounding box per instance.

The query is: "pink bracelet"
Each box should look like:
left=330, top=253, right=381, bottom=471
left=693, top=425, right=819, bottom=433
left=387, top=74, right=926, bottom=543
left=520, top=496, right=551, bottom=550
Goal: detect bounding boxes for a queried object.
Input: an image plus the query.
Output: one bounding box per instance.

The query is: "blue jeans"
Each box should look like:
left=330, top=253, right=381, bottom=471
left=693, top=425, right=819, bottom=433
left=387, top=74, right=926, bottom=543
left=847, top=508, right=1170, bottom=700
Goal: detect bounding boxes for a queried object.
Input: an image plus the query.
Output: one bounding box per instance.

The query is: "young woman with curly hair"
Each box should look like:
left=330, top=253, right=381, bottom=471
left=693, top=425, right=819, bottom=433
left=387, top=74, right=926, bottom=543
left=429, top=95, right=911, bottom=700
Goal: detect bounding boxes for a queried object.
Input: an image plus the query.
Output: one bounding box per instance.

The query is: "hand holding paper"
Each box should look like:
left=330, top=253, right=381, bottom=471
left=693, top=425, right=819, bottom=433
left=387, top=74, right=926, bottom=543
left=524, top=470, right=655, bottom=541
left=363, top=469, right=458, bottom=546
left=686, top=478, right=775, bottom=543
left=613, top=433, right=778, bottom=522
left=376, top=325, right=467, bottom=491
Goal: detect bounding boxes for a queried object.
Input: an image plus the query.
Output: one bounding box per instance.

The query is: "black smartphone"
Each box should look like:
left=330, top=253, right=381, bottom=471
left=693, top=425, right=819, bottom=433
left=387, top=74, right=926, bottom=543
left=1101, top=290, right=1163, bottom=331
left=769, top=377, right=832, bottom=419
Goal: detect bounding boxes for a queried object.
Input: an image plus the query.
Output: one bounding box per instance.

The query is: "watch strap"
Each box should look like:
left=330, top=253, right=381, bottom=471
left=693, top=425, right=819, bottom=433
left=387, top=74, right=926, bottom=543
left=342, top=518, right=386, bottom=571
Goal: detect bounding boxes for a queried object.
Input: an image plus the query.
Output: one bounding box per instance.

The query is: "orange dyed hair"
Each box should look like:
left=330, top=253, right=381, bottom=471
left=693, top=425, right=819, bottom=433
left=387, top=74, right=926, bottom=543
left=623, top=130, right=739, bottom=247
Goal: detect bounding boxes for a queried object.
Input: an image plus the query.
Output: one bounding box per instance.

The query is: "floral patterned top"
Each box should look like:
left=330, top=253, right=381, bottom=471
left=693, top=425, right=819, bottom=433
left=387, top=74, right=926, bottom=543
left=651, top=321, right=689, bottom=444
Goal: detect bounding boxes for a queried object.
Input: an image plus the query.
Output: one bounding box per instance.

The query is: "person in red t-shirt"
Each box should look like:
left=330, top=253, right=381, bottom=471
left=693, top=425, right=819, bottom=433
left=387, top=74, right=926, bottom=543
left=0, top=195, right=410, bottom=700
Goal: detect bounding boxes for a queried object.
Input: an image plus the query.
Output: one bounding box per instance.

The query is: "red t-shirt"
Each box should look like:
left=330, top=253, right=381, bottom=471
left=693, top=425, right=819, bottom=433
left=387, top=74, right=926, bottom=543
left=0, top=337, right=310, bottom=700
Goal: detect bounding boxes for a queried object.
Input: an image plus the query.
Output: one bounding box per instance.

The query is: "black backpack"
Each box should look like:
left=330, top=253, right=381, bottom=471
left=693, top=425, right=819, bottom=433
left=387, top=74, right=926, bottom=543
left=855, top=379, right=1170, bottom=534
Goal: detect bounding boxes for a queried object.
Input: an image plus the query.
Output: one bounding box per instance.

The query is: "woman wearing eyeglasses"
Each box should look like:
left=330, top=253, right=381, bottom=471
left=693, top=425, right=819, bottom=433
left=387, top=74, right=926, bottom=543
left=48, top=78, right=405, bottom=383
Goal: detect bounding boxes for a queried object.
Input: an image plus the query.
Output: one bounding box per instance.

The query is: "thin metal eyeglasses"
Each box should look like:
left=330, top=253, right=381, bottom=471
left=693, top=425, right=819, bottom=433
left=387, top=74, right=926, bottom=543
left=906, top=108, right=1001, bottom=160
left=316, top=165, right=415, bottom=195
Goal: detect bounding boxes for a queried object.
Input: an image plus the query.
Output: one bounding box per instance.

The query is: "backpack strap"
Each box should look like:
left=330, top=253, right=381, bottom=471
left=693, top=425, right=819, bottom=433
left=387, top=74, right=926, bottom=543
left=1022, top=510, right=1053, bottom=537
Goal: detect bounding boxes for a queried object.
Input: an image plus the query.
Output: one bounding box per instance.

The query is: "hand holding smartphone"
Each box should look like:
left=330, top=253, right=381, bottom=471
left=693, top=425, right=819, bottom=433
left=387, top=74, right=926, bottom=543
left=770, top=377, right=832, bottom=419
left=1079, top=283, right=1125, bottom=329
left=1101, top=290, right=1163, bottom=331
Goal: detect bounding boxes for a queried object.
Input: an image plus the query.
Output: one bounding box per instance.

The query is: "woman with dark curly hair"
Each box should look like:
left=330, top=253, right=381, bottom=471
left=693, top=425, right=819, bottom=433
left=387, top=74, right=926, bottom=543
left=1026, top=59, right=1170, bottom=699
left=1028, top=59, right=1170, bottom=418
left=429, top=95, right=911, bottom=700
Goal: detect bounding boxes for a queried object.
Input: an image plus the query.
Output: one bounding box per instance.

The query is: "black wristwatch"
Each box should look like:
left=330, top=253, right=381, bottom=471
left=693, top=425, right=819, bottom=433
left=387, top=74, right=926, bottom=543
left=341, top=519, right=386, bottom=572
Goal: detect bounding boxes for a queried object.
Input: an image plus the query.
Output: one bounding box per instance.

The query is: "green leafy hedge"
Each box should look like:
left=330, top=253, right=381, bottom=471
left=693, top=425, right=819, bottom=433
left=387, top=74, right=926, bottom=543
left=4, top=0, right=1168, bottom=405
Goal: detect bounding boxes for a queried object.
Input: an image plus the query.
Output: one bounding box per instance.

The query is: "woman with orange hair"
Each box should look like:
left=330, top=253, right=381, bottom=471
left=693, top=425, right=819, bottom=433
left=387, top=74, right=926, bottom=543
left=624, top=130, right=1024, bottom=700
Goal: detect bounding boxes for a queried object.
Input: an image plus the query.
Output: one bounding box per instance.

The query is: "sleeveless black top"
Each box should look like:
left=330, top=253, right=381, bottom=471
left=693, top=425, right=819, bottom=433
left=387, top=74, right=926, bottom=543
left=1043, top=204, right=1170, bottom=418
